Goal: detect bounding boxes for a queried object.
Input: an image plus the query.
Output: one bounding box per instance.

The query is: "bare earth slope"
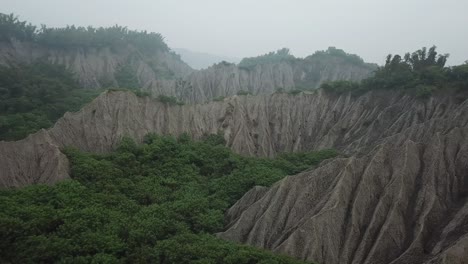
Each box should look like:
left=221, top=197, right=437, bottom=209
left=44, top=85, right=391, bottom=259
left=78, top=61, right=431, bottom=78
left=0, top=39, right=375, bottom=103
left=1, top=89, right=466, bottom=183
left=218, top=108, right=468, bottom=264
left=1, top=90, right=468, bottom=264
left=0, top=38, right=193, bottom=89
left=168, top=58, right=375, bottom=103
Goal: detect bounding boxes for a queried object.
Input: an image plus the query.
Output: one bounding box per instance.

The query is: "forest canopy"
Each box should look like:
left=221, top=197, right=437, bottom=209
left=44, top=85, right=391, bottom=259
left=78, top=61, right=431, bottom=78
left=320, top=46, right=468, bottom=96
left=238, top=48, right=296, bottom=70
left=0, top=62, right=100, bottom=140
left=0, top=134, right=336, bottom=263
left=0, top=13, right=169, bottom=52
left=306, top=47, right=372, bottom=68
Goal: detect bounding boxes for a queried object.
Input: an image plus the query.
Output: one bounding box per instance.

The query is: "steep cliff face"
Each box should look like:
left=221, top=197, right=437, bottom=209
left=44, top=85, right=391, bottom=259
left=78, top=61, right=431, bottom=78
left=0, top=39, right=376, bottom=103
left=0, top=130, right=69, bottom=187
left=1, top=90, right=466, bottom=186
left=162, top=55, right=376, bottom=103
left=0, top=38, right=193, bottom=89
left=218, top=104, right=468, bottom=264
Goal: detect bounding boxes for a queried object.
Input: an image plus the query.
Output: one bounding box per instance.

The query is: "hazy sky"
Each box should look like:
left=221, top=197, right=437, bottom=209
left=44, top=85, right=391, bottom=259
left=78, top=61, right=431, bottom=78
left=2, top=0, right=468, bottom=65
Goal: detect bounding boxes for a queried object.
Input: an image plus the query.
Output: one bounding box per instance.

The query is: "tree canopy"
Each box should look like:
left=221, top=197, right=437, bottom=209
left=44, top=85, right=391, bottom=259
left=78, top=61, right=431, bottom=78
left=320, top=46, right=468, bottom=96
left=238, top=48, right=296, bottom=70
left=0, top=62, right=100, bottom=140
left=0, top=13, right=169, bottom=53
left=0, top=134, right=336, bottom=263
left=307, top=47, right=372, bottom=69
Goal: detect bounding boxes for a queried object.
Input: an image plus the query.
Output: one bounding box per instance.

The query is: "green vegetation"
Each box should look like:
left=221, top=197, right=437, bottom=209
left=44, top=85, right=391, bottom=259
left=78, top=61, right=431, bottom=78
left=157, top=95, right=185, bottom=105
left=238, top=48, right=295, bottom=70
left=0, top=13, right=169, bottom=52
left=320, top=46, right=468, bottom=96
left=0, top=62, right=100, bottom=140
left=307, top=47, right=373, bottom=69
left=0, top=134, right=336, bottom=263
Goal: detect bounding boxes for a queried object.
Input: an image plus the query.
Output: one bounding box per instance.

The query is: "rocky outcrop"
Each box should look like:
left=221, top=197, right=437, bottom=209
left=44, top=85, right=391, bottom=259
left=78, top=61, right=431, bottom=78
left=163, top=56, right=376, bottom=103
left=0, top=38, right=193, bottom=89
left=0, top=130, right=69, bottom=188
left=1, top=90, right=466, bottom=185
left=218, top=93, right=468, bottom=264
left=0, top=39, right=376, bottom=103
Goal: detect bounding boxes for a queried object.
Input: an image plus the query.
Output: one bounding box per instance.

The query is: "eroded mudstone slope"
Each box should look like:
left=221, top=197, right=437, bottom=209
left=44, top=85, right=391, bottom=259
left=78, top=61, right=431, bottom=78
left=0, top=38, right=192, bottom=90
left=47, top=90, right=467, bottom=156
left=0, top=130, right=69, bottom=188
left=0, top=38, right=375, bottom=103
left=219, top=132, right=468, bottom=264
left=1, top=90, right=467, bottom=188
left=218, top=100, right=468, bottom=264
left=162, top=56, right=376, bottom=103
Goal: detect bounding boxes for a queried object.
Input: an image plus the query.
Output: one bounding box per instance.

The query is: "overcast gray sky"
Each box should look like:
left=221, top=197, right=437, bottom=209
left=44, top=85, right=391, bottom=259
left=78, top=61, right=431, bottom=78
left=2, top=0, right=467, bottom=65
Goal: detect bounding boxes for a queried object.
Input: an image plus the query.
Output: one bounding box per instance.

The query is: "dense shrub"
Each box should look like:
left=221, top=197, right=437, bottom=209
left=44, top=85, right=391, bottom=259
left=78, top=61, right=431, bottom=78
left=307, top=47, right=373, bottom=69
left=238, top=48, right=295, bottom=70
left=0, top=134, right=334, bottom=263
left=0, top=13, right=169, bottom=53
left=320, top=46, right=468, bottom=97
left=0, top=62, right=100, bottom=140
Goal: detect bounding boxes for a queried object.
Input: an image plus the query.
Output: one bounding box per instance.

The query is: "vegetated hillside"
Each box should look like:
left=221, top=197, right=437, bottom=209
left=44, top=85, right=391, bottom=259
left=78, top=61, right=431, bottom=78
left=320, top=46, right=468, bottom=97
left=0, top=13, right=377, bottom=104
left=0, top=61, right=101, bottom=140
left=0, top=133, right=335, bottom=263
left=0, top=13, right=376, bottom=141
left=1, top=47, right=466, bottom=264
left=1, top=13, right=468, bottom=263
left=0, top=13, right=193, bottom=90
left=1, top=86, right=467, bottom=188
left=0, top=13, right=191, bottom=141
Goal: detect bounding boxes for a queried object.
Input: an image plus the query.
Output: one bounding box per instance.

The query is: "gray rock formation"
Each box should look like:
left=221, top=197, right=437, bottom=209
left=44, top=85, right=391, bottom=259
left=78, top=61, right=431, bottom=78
left=218, top=94, right=468, bottom=264
left=0, top=38, right=193, bottom=89
left=156, top=55, right=376, bottom=103
left=1, top=89, right=465, bottom=182
left=0, top=130, right=69, bottom=187
left=0, top=38, right=376, bottom=103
